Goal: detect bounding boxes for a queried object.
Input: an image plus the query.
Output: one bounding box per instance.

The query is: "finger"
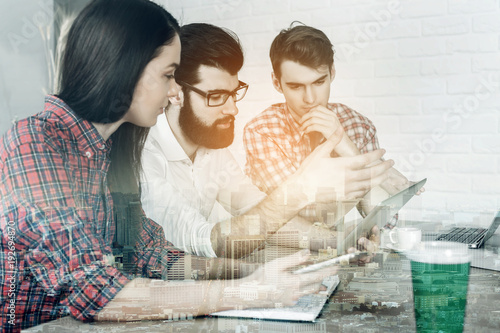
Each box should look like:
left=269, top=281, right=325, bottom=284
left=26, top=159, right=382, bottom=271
left=358, top=237, right=378, bottom=253
left=351, top=159, right=394, bottom=182
left=295, top=281, right=323, bottom=299
left=301, top=105, right=333, bottom=120
left=344, top=171, right=391, bottom=198
left=347, top=247, right=356, bottom=253
left=347, top=150, right=387, bottom=170
left=344, top=190, right=369, bottom=200
left=276, top=249, right=311, bottom=269
left=300, top=123, right=334, bottom=136
left=300, top=114, right=341, bottom=130
left=299, top=266, right=338, bottom=286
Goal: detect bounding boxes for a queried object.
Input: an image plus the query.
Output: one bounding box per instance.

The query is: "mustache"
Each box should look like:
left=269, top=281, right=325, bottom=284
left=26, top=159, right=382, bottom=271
left=213, top=115, right=235, bottom=126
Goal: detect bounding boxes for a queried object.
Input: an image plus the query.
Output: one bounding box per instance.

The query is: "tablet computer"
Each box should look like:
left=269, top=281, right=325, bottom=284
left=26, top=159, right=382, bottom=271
left=341, top=178, right=427, bottom=253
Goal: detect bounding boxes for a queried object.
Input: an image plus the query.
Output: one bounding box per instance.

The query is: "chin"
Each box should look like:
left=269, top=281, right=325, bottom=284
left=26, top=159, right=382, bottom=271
left=144, top=117, right=158, bottom=128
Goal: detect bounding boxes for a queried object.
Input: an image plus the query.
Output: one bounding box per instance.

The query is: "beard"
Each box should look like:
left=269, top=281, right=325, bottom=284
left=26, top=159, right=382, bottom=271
left=178, top=93, right=235, bottom=149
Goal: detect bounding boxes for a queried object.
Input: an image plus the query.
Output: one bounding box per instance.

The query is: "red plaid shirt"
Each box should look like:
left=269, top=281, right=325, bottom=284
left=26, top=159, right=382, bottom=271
left=0, top=96, right=181, bottom=331
left=244, top=103, right=379, bottom=194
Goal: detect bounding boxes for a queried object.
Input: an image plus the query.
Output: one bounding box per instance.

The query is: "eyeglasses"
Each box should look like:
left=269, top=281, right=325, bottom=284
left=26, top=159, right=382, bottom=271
left=178, top=80, right=249, bottom=107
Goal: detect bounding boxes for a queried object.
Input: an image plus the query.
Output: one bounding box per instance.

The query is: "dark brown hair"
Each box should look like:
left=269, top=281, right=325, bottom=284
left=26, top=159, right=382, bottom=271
left=175, top=23, right=244, bottom=85
left=270, top=23, right=334, bottom=79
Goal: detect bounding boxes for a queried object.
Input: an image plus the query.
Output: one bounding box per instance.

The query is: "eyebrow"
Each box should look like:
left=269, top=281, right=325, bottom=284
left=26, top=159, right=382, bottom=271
left=206, top=83, right=241, bottom=94
left=165, top=63, right=179, bottom=71
left=285, top=74, right=329, bottom=86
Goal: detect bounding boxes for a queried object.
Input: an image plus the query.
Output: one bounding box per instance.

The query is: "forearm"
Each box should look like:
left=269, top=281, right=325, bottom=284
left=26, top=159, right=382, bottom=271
left=96, top=277, right=230, bottom=321
left=98, top=270, right=291, bottom=322
left=329, top=134, right=391, bottom=215
left=332, top=133, right=360, bottom=157
left=210, top=178, right=310, bottom=257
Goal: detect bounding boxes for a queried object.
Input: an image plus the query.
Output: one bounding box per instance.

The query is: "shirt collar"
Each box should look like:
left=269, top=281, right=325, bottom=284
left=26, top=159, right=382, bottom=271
left=283, top=103, right=308, bottom=140
left=150, top=113, right=190, bottom=162
left=44, top=95, right=110, bottom=155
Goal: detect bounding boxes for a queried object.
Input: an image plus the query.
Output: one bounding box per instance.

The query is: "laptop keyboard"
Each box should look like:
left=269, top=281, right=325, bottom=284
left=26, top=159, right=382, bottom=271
left=436, top=227, right=487, bottom=247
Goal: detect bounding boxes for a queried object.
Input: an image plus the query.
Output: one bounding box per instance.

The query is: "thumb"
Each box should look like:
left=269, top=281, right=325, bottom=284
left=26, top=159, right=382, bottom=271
left=301, top=126, right=343, bottom=171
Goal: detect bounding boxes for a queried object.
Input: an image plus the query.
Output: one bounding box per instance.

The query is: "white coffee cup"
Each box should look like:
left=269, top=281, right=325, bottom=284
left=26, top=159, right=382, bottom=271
left=388, top=227, right=422, bottom=251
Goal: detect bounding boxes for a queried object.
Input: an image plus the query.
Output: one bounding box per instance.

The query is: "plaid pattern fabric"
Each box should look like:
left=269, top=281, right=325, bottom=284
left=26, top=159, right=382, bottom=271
left=0, top=96, right=180, bottom=331
left=244, top=103, right=379, bottom=194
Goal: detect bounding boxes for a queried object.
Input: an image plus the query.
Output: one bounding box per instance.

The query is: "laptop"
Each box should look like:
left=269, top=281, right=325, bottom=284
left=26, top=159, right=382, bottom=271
left=433, top=211, right=500, bottom=249
left=426, top=211, right=500, bottom=271
left=211, top=275, right=340, bottom=322
left=427, top=211, right=500, bottom=271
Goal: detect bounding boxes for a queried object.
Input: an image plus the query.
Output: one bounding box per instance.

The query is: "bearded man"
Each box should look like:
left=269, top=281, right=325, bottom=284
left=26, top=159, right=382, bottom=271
left=140, top=23, right=390, bottom=258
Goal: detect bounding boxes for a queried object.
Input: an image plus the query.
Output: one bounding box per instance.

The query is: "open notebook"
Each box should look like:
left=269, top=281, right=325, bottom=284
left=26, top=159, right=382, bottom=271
left=211, top=275, right=339, bottom=322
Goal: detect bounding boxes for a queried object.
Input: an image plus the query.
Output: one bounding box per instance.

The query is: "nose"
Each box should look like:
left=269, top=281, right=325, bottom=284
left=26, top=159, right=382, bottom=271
left=167, top=81, right=182, bottom=98
left=222, top=95, right=239, bottom=116
left=303, top=86, right=315, bottom=104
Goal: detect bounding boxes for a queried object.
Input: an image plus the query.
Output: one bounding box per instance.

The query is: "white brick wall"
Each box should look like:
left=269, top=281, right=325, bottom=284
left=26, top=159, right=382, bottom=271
left=159, top=0, right=500, bottom=219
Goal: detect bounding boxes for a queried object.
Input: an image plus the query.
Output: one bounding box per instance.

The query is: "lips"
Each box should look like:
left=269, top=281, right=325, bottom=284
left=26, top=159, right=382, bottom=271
left=303, top=105, right=317, bottom=112
left=214, top=116, right=235, bottom=129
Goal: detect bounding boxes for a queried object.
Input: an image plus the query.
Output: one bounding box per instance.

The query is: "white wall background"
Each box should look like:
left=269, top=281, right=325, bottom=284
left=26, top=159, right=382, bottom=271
left=161, top=0, right=500, bottom=222
left=0, top=0, right=53, bottom=133
left=1, top=0, right=499, bottom=222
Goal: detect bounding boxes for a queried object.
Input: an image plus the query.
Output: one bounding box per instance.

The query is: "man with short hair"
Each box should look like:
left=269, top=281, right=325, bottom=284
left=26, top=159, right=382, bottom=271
left=244, top=24, right=410, bottom=214
left=140, top=23, right=392, bottom=259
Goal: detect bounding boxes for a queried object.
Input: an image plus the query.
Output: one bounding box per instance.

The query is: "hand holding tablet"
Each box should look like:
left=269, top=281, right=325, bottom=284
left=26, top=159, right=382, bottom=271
left=293, top=252, right=359, bottom=274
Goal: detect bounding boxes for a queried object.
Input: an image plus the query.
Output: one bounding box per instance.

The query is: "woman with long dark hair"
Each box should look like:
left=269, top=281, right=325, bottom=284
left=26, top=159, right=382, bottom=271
left=0, top=0, right=335, bottom=330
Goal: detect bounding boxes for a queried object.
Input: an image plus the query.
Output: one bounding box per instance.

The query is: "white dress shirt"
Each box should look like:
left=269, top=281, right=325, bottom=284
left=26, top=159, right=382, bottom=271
left=140, top=114, right=266, bottom=257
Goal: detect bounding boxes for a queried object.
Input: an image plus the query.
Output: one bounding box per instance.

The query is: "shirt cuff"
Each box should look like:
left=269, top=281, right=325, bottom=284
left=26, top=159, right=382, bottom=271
left=65, top=264, right=131, bottom=322
left=194, top=223, right=218, bottom=258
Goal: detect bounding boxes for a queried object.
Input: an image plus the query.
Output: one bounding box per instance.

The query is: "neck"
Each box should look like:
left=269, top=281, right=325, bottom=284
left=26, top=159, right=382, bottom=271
left=165, top=107, right=199, bottom=160
left=92, top=120, right=124, bottom=141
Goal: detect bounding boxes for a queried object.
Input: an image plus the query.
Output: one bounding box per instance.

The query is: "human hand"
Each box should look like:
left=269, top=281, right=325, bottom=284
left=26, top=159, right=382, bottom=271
left=299, top=105, right=343, bottom=140
left=380, top=167, right=425, bottom=195
left=346, top=226, right=380, bottom=263
left=241, top=250, right=338, bottom=307
left=299, top=149, right=394, bottom=201
left=299, top=105, right=360, bottom=157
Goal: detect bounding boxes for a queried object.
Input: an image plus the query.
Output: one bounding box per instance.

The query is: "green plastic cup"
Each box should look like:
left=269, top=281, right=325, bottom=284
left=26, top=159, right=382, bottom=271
left=406, top=241, right=471, bottom=333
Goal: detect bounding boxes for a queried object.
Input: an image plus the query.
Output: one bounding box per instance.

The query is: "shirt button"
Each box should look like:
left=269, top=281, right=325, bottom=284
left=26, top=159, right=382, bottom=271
left=85, top=151, right=92, bottom=158
left=99, top=144, right=106, bottom=150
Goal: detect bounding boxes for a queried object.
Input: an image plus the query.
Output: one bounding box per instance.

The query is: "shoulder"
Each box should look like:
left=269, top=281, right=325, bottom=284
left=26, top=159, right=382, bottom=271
left=244, top=103, right=288, bottom=135
left=143, top=126, right=161, bottom=153
left=328, top=103, right=377, bottom=130
left=0, top=107, right=81, bottom=178
left=1, top=114, right=66, bottom=157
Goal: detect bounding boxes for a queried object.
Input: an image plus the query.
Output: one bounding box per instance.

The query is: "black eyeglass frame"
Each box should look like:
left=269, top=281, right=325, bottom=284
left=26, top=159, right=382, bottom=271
left=178, top=80, right=249, bottom=107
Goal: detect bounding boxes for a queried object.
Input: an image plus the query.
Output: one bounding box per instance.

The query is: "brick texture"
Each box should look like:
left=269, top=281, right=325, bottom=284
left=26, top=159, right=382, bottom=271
left=159, top=0, right=500, bottom=216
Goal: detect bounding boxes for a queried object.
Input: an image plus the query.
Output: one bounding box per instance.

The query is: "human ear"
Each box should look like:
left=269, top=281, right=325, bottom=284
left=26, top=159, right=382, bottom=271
left=330, top=64, right=336, bottom=83
left=271, top=72, right=283, bottom=94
